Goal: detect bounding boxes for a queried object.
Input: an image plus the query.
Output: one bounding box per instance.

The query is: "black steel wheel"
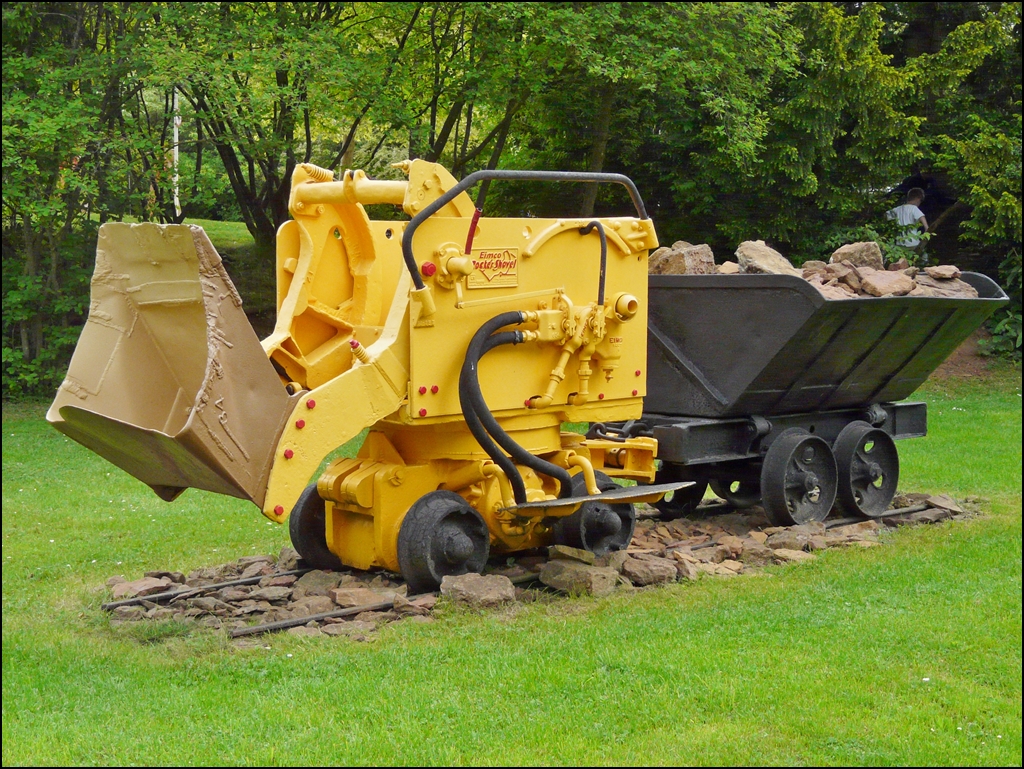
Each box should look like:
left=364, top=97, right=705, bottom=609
left=833, top=421, right=900, bottom=518
left=653, top=464, right=708, bottom=520
left=397, top=490, right=490, bottom=593
left=552, top=471, right=636, bottom=555
left=760, top=428, right=838, bottom=526
left=709, top=478, right=762, bottom=509
left=288, top=483, right=343, bottom=570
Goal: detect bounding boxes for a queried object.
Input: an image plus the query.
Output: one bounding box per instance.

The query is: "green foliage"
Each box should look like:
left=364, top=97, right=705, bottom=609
left=980, top=248, right=1023, bottom=359
left=2, top=2, right=1021, bottom=397
left=1, top=224, right=95, bottom=397
left=3, top=5, right=146, bottom=396
left=492, top=2, right=802, bottom=220
left=709, top=2, right=921, bottom=257
left=910, top=3, right=1022, bottom=245
left=936, top=112, right=1023, bottom=246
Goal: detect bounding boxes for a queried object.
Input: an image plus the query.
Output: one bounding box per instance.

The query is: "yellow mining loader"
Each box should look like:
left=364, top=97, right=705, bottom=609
left=48, top=161, right=683, bottom=590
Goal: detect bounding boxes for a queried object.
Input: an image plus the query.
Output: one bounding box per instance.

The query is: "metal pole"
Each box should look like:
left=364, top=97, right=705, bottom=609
left=172, top=86, right=181, bottom=218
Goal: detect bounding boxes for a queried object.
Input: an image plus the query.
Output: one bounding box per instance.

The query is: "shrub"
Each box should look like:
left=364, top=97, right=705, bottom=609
left=979, top=247, right=1022, bottom=360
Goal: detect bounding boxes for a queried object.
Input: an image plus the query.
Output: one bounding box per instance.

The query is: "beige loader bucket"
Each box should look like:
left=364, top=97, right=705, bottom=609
left=47, top=223, right=297, bottom=507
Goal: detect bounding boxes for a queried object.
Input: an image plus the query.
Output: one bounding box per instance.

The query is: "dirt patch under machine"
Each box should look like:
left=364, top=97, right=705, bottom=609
left=101, top=492, right=980, bottom=641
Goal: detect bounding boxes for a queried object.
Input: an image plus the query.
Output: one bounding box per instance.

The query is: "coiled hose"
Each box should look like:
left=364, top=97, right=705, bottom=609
left=459, top=312, right=575, bottom=504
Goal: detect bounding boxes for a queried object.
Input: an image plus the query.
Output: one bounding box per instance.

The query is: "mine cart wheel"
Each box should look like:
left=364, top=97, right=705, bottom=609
left=760, top=428, right=838, bottom=526
left=832, top=421, right=900, bottom=518
left=289, top=484, right=344, bottom=571
left=553, top=472, right=637, bottom=555
left=709, top=479, right=762, bottom=510
left=397, top=490, right=491, bottom=594
left=653, top=464, right=708, bottom=520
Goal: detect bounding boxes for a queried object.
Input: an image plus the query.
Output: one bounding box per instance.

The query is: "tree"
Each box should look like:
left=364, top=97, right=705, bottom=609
left=489, top=3, right=802, bottom=223
left=5, top=2, right=1022, bottom=395
left=141, top=3, right=549, bottom=254
left=903, top=2, right=1022, bottom=250
left=2, top=2, right=138, bottom=393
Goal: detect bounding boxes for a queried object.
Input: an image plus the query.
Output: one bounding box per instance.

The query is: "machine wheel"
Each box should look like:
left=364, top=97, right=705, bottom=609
left=653, top=464, right=708, bottom=520
left=760, top=428, right=838, bottom=526
left=833, top=421, right=900, bottom=518
left=709, top=478, right=762, bottom=509
left=397, top=490, right=490, bottom=594
left=553, top=472, right=636, bottom=555
left=288, top=484, right=344, bottom=571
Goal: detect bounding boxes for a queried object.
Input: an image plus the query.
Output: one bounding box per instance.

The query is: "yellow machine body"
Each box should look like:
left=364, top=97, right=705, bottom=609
left=49, top=160, right=665, bottom=575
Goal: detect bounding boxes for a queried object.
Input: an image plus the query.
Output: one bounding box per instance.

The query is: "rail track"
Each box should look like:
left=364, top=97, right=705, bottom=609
left=101, top=501, right=934, bottom=637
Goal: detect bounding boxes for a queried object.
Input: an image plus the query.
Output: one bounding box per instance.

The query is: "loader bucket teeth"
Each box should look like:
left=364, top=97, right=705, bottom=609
left=47, top=223, right=296, bottom=508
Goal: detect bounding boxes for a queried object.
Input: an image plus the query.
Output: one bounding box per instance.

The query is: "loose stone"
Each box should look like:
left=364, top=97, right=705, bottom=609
left=621, top=556, right=677, bottom=586
left=439, top=573, right=516, bottom=608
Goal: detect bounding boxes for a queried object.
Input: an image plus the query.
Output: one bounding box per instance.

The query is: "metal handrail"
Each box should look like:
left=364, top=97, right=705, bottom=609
left=401, top=169, right=649, bottom=290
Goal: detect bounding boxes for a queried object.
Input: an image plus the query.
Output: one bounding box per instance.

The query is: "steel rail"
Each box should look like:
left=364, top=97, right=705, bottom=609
left=229, top=573, right=541, bottom=638
left=101, top=568, right=314, bottom=611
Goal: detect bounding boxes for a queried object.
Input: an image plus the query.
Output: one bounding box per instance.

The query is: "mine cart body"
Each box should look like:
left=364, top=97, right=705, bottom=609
left=645, top=272, right=1006, bottom=418
left=637, top=272, right=1008, bottom=523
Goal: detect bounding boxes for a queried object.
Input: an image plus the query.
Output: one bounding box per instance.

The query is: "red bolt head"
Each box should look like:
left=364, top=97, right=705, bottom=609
left=418, top=408, right=427, bottom=417
left=418, top=386, right=427, bottom=395
left=274, top=505, right=284, bottom=515
left=632, top=389, right=638, bottom=396
left=635, top=369, right=642, bottom=377
left=525, top=399, right=532, bottom=408
left=598, top=393, right=605, bottom=400
left=306, top=399, right=316, bottom=409
left=349, top=339, right=360, bottom=349
left=421, top=261, right=437, bottom=277
left=295, top=419, right=306, bottom=429
left=430, top=385, right=439, bottom=394
left=283, top=448, right=294, bottom=459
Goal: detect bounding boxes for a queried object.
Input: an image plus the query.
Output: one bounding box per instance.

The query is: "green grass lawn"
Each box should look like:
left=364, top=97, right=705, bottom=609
left=3, top=354, right=1021, bottom=765
left=184, top=218, right=254, bottom=252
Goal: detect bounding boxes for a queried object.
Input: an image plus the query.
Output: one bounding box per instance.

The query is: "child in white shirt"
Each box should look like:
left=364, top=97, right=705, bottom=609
left=886, top=187, right=929, bottom=248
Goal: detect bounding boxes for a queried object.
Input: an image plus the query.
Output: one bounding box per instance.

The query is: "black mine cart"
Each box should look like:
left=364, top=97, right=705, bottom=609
left=616, top=272, right=1008, bottom=525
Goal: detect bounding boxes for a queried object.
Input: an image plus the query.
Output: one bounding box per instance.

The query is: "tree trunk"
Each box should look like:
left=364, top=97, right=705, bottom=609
left=253, top=227, right=277, bottom=264
left=425, top=100, right=465, bottom=162
left=21, top=214, right=37, bottom=360
left=928, top=200, right=969, bottom=234
left=580, top=88, right=615, bottom=218
left=473, top=110, right=515, bottom=212
left=205, top=134, right=278, bottom=261
left=454, top=102, right=474, bottom=177
left=342, top=124, right=355, bottom=168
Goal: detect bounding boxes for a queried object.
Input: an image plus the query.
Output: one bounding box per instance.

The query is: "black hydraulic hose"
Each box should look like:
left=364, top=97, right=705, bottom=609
left=459, top=332, right=528, bottom=505
left=460, top=315, right=575, bottom=501
left=473, top=334, right=575, bottom=500
left=458, top=313, right=530, bottom=504
left=402, top=168, right=649, bottom=290
left=578, top=220, right=608, bottom=306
